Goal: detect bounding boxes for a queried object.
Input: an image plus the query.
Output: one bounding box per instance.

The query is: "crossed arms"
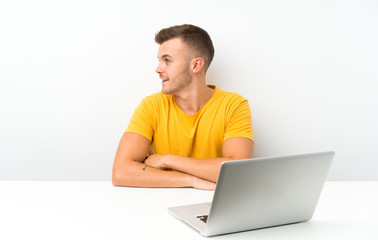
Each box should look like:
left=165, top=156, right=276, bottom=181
left=112, top=132, right=254, bottom=190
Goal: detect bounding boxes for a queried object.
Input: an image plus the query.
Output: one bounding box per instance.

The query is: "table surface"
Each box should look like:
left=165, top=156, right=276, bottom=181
left=1, top=181, right=377, bottom=240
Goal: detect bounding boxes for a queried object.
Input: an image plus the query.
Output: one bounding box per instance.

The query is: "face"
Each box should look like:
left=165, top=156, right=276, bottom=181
left=155, top=38, right=193, bottom=95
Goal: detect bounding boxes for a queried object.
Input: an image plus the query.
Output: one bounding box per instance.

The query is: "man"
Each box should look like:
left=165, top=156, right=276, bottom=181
left=112, top=24, right=254, bottom=190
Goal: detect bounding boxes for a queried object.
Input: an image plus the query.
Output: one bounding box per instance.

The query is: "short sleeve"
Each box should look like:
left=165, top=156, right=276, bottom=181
left=224, top=98, right=254, bottom=142
left=125, top=97, right=155, bottom=142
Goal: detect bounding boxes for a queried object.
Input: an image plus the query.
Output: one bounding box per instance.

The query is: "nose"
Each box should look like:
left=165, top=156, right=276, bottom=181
left=155, top=62, right=163, bottom=74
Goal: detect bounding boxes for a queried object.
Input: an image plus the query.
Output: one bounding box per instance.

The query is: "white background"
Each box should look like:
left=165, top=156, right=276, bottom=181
left=1, top=0, right=377, bottom=181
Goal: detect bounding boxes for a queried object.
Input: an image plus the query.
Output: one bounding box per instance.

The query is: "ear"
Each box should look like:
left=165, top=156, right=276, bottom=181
left=191, top=57, right=205, bottom=73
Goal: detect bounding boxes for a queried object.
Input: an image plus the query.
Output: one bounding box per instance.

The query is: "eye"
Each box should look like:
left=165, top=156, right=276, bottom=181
left=164, top=58, right=171, bottom=64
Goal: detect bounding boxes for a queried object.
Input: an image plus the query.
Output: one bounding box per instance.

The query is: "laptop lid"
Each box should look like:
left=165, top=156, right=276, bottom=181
left=205, top=151, right=334, bottom=236
left=168, top=151, right=334, bottom=237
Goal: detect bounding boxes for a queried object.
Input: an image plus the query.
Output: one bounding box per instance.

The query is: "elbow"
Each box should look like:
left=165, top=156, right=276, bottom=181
left=112, top=177, right=120, bottom=187
left=112, top=163, right=139, bottom=187
left=112, top=167, right=129, bottom=187
left=112, top=159, right=145, bottom=187
left=112, top=169, right=121, bottom=186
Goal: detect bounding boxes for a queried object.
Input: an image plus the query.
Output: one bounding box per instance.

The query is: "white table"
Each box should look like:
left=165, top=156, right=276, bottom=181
left=1, top=181, right=377, bottom=239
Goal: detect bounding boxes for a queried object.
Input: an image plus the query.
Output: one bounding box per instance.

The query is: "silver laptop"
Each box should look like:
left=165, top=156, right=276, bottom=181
left=168, top=151, right=334, bottom=237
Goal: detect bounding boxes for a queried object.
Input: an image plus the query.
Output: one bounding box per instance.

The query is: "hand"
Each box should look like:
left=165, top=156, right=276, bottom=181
left=144, top=153, right=171, bottom=170
left=192, top=177, right=216, bottom=191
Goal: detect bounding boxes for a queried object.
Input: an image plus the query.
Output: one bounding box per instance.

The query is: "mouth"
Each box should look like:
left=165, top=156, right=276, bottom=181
left=162, top=79, right=169, bottom=83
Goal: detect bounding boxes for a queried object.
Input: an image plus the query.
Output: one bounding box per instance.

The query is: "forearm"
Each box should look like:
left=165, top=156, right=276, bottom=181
left=144, top=138, right=254, bottom=183
left=164, top=156, right=233, bottom=183
left=113, top=132, right=216, bottom=190
left=112, top=160, right=195, bottom=188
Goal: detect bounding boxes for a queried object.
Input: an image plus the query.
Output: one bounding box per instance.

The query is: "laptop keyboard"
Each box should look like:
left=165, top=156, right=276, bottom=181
left=196, top=215, right=208, bottom=223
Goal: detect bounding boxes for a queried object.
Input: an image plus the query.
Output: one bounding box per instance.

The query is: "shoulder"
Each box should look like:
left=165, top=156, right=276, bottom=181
left=141, top=92, right=173, bottom=106
left=212, top=86, right=249, bottom=106
left=136, top=92, right=174, bottom=116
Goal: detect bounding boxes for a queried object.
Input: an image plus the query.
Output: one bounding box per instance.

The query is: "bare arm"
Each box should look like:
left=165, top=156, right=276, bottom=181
left=144, top=137, right=254, bottom=183
left=112, top=132, right=215, bottom=190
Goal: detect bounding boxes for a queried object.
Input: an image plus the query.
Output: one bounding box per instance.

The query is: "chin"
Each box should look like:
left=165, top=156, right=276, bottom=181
left=161, top=88, right=170, bottom=95
left=162, top=88, right=176, bottom=95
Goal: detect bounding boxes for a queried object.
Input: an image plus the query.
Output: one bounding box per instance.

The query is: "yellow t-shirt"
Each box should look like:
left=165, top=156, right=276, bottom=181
left=125, top=85, right=253, bottom=159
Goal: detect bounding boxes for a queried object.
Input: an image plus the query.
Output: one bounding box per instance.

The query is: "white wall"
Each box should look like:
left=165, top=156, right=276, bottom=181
left=1, top=0, right=377, bottom=181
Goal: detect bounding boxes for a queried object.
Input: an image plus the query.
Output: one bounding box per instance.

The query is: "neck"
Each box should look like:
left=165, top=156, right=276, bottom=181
left=174, top=81, right=215, bottom=115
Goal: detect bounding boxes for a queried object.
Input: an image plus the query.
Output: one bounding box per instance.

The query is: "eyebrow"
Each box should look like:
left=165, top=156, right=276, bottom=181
left=158, top=54, right=173, bottom=59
